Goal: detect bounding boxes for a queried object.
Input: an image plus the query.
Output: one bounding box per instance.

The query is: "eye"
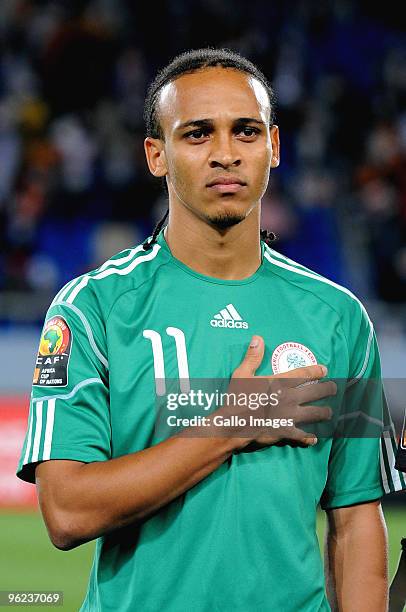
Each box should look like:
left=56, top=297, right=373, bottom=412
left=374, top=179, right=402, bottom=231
left=184, top=129, right=210, bottom=141
left=237, top=126, right=260, bottom=138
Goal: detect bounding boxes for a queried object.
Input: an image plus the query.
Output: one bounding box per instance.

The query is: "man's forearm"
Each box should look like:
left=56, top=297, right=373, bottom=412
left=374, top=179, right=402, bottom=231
left=36, top=431, right=249, bottom=550
left=325, top=501, right=388, bottom=611
left=35, top=363, right=331, bottom=551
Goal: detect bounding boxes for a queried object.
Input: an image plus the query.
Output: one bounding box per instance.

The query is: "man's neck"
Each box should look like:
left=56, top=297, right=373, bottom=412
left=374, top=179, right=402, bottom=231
left=164, top=205, right=262, bottom=280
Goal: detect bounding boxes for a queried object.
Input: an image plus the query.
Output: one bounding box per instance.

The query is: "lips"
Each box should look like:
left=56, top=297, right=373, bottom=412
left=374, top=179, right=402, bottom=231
left=206, top=177, right=247, bottom=193
left=206, top=176, right=246, bottom=187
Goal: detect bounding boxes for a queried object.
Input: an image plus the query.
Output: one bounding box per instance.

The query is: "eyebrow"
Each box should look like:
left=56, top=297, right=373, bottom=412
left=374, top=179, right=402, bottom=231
left=176, top=117, right=266, bottom=130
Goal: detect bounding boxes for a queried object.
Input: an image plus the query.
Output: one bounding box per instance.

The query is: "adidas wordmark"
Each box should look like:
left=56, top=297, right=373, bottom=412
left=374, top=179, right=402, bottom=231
left=210, top=303, right=249, bottom=329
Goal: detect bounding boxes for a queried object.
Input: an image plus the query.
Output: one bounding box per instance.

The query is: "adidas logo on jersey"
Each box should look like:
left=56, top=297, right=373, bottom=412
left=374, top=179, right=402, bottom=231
left=210, top=304, right=248, bottom=329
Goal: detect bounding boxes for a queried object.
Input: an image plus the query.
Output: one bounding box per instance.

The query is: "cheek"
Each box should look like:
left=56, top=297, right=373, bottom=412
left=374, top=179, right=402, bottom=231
left=249, top=146, right=272, bottom=186
left=166, top=149, right=204, bottom=193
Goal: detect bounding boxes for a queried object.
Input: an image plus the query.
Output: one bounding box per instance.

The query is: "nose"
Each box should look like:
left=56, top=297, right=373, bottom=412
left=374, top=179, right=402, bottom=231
left=208, top=135, right=241, bottom=169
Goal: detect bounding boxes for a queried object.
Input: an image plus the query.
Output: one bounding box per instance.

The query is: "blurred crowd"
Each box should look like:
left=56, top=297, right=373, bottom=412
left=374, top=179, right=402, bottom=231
left=0, top=0, right=405, bottom=324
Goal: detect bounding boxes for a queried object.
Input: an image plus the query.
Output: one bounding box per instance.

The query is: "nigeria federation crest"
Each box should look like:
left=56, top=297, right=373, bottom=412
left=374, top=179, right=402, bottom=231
left=271, top=342, right=317, bottom=374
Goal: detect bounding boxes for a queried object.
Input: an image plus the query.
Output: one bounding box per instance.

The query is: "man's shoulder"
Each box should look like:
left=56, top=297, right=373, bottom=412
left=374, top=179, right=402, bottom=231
left=49, top=238, right=168, bottom=317
left=263, top=244, right=370, bottom=324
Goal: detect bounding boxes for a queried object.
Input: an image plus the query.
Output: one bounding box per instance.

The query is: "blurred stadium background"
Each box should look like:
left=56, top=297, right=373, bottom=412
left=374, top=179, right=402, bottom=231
left=0, top=0, right=404, bottom=609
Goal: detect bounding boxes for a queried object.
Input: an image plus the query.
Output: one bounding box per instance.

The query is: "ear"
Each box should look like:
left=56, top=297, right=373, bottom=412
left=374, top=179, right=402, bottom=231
left=144, top=137, right=168, bottom=177
left=269, top=125, right=280, bottom=168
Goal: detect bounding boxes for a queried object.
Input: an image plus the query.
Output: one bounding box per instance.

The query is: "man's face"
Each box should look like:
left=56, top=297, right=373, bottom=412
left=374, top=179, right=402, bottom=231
left=145, top=67, right=279, bottom=229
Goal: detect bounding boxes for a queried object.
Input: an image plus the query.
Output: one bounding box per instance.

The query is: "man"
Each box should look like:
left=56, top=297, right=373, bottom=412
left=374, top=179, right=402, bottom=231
left=17, top=48, right=405, bottom=611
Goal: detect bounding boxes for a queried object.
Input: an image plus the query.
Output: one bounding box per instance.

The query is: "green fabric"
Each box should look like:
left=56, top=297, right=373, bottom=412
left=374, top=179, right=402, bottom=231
left=17, top=228, right=405, bottom=611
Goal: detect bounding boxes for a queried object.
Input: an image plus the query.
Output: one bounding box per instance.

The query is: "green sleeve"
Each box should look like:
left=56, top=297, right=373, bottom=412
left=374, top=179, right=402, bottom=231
left=321, top=301, right=406, bottom=510
left=16, top=295, right=111, bottom=484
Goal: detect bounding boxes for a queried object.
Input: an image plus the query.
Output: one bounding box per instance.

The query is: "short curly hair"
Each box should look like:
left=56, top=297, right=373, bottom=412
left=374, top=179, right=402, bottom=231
left=144, top=47, right=277, bottom=140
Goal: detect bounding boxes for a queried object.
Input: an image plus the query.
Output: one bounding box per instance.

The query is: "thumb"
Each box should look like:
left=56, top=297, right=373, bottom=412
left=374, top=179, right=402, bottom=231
left=235, top=335, right=265, bottom=377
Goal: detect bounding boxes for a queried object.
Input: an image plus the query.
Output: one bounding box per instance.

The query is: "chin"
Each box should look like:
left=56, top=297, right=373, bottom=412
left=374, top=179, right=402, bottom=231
left=205, top=210, right=247, bottom=230
left=206, top=198, right=254, bottom=227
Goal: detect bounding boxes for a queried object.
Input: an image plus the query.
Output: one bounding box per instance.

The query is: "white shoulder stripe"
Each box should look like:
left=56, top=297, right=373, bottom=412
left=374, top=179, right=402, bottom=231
left=383, top=435, right=405, bottom=492
left=380, top=442, right=391, bottom=494
left=52, top=277, right=83, bottom=305
left=264, top=249, right=374, bottom=381
left=22, top=404, right=34, bottom=465
left=31, top=401, right=43, bottom=463
left=346, top=325, right=374, bottom=385
left=42, top=399, right=55, bottom=460
left=66, top=243, right=161, bottom=304
left=356, top=323, right=374, bottom=377
left=51, top=244, right=150, bottom=306
left=97, top=243, right=146, bottom=273
left=263, top=250, right=372, bottom=325
left=23, top=379, right=104, bottom=467
left=264, top=244, right=323, bottom=276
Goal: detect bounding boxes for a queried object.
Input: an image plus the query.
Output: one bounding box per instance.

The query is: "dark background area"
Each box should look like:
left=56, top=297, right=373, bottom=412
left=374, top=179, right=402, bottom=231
left=0, top=0, right=405, bottom=325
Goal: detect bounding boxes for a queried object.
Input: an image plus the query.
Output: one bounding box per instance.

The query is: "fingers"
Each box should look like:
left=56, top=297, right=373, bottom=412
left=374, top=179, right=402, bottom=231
left=256, top=427, right=318, bottom=448
left=281, top=429, right=319, bottom=447
left=294, top=404, right=333, bottom=425
left=252, top=402, right=332, bottom=449
left=293, top=380, right=337, bottom=404
left=279, top=364, right=327, bottom=381
left=260, top=364, right=328, bottom=389
left=233, top=335, right=265, bottom=378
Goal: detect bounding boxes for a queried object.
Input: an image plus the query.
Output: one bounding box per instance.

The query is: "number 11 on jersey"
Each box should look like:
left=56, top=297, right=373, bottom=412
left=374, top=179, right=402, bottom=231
left=143, top=327, right=190, bottom=396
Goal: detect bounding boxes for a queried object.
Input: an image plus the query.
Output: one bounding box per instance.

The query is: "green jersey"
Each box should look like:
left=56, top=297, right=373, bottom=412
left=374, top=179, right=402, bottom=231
left=17, top=228, right=405, bottom=612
